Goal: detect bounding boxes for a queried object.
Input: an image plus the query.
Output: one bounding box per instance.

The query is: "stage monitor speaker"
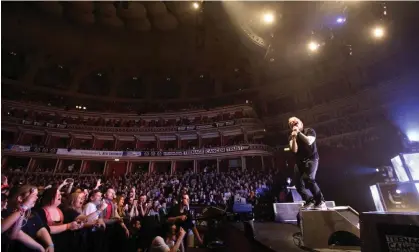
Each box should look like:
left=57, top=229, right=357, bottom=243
left=360, top=211, right=419, bottom=252
left=300, top=206, right=360, bottom=249
left=273, top=201, right=335, bottom=223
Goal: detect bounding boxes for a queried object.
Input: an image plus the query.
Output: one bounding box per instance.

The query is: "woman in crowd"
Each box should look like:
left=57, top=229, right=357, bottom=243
left=3, top=185, right=54, bottom=252
left=115, top=195, right=126, bottom=218
left=61, top=192, right=106, bottom=252
left=36, top=187, right=82, bottom=251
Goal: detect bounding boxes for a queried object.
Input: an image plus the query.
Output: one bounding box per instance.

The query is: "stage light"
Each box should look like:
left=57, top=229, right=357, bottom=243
left=372, top=27, right=385, bottom=38
left=375, top=168, right=380, bottom=172
left=336, top=17, right=346, bottom=24
left=307, top=41, right=320, bottom=52
left=395, top=189, right=401, bottom=194
left=407, top=130, right=419, bottom=142
left=76, top=106, right=79, bottom=109
left=83, top=107, right=86, bottom=110
left=263, top=13, right=274, bottom=24
left=114, top=159, right=120, bottom=162
left=192, top=2, right=200, bottom=10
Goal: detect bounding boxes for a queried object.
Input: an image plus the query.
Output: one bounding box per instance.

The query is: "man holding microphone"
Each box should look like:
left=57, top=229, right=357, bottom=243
left=288, top=117, right=326, bottom=210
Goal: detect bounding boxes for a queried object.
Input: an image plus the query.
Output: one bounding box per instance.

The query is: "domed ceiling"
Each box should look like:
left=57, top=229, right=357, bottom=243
left=2, top=2, right=419, bottom=112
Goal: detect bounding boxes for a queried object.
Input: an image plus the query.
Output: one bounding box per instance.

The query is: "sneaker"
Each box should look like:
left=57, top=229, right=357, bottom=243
left=301, top=201, right=315, bottom=210
left=313, top=201, right=327, bottom=210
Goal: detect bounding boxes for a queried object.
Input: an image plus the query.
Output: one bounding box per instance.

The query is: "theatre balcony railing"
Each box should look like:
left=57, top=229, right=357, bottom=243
left=2, top=144, right=273, bottom=161
left=2, top=116, right=263, bottom=134
left=2, top=99, right=256, bottom=122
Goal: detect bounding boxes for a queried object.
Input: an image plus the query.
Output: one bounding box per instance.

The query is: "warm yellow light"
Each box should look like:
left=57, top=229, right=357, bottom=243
left=308, top=41, right=320, bottom=52
left=192, top=2, right=200, bottom=10
left=263, top=13, right=274, bottom=24
left=373, top=27, right=385, bottom=38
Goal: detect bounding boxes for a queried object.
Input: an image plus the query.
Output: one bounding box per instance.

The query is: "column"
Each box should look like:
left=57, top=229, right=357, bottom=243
left=79, top=160, right=85, bottom=174
left=69, top=134, right=75, bottom=148
left=271, top=157, right=275, bottom=170
left=198, top=134, right=202, bottom=148
left=148, top=161, right=153, bottom=174
left=103, top=161, right=108, bottom=176
left=53, top=159, right=61, bottom=174
left=243, top=131, right=248, bottom=143
left=135, top=136, right=140, bottom=150
left=44, top=132, right=51, bottom=147
left=16, top=131, right=24, bottom=145
left=261, top=156, right=265, bottom=170
left=113, top=135, right=118, bottom=150
left=92, top=134, right=97, bottom=149
left=170, top=160, right=176, bottom=175
left=216, top=158, right=220, bottom=173
left=219, top=132, right=224, bottom=146
left=177, top=135, right=182, bottom=149
left=126, top=162, right=132, bottom=175
left=193, top=160, right=198, bottom=173
left=241, top=156, right=246, bottom=172
left=156, top=136, right=161, bottom=149
left=27, top=158, right=35, bottom=173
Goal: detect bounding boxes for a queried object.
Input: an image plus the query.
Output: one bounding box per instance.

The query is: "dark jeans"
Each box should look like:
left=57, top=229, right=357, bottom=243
left=294, top=159, right=324, bottom=204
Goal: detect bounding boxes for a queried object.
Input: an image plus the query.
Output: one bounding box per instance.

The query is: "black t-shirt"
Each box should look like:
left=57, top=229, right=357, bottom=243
left=1, top=209, right=49, bottom=252
left=167, top=204, right=194, bottom=231
left=289, top=128, right=319, bottom=161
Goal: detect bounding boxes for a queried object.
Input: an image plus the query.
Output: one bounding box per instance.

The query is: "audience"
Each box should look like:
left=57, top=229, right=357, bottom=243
left=1, top=168, right=276, bottom=252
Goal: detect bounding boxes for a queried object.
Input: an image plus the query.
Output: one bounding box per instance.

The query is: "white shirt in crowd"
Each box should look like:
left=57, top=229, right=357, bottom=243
left=83, top=202, right=99, bottom=221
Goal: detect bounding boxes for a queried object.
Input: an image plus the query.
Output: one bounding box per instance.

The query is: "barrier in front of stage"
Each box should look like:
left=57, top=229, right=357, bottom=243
left=360, top=211, right=419, bottom=252
left=300, top=206, right=360, bottom=249
left=273, top=201, right=336, bottom=223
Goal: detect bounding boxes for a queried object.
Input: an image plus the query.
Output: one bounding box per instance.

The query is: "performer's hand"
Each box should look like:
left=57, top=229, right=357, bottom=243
left=292, top=126, right=299, bottom=132
left=291, top=131, right=298, bottom=138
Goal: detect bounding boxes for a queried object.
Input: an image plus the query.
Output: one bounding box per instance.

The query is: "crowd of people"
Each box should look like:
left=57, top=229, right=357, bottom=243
left=1, top=168, right=276, bottom=252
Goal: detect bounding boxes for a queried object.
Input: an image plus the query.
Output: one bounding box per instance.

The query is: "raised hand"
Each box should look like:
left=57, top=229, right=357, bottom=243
left=23, top=191, right=38, bottom=209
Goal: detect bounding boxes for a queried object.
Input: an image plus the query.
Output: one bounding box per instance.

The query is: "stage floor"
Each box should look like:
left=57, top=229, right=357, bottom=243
left=232, top=222, right=360, bottom=252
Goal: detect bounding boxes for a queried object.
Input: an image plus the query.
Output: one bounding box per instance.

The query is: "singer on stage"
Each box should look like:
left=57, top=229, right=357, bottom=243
left=288, top=117, right=326, bottom=210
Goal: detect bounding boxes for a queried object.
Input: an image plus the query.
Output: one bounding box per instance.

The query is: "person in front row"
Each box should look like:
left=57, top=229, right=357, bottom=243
left=288, top=116, right=326, bottom=210
left=167, top=194, right=203, bottom=249
left=150, top=225, right=186, bottom=252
